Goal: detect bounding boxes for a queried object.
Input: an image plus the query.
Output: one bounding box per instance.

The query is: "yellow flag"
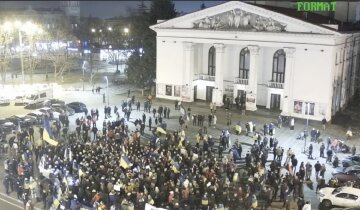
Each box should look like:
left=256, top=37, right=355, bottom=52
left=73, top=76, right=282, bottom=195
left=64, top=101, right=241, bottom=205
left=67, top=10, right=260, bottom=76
left=120, top=156, right=131, bottom=169
left=43, top=129, right=58, bottom=146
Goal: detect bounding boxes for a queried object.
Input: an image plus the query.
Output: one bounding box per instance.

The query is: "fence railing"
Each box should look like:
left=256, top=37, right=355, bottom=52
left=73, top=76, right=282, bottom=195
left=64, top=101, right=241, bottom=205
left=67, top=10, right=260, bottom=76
left=194, top=74, right=216, bottom=81
left=234, top=78, right=248, bottom=85
left=267, top=81, right=284, bottom=89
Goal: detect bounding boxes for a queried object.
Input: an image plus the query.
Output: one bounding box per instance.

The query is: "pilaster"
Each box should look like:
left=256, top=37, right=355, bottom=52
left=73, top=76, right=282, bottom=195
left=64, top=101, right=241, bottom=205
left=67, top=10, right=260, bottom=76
left=281, top=47, right=296, bottom=116
left=246, top=45, right=260, bottom=111
left=182, top=42, right=195, bottom=102
left=212, top=43, right=225, bottom=106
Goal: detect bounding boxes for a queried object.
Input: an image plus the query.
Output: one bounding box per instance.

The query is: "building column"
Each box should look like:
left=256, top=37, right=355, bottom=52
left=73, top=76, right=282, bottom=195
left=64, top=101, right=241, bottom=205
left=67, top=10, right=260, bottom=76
left=246, top=45, right=260, bottom=111
left=281, top=47, right=296, bottom=116
left=212, top=43, right=225, bottom=106
left=182, top=42, right=195, bottom=102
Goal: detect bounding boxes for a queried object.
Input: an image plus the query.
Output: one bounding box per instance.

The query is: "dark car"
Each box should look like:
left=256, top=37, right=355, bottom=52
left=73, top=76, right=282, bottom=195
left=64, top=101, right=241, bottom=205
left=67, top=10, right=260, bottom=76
left=67, top=102, right=87, bottom=113
left=342, top=155, right=360, bottom=168
left=12, top=115, right=37, bottom=127
left=0, top=121, right=16, bottom=133
left=43, top=99, right=65, bottom=107
left=51, top=104, right=75, bottom=116
left=332, top=166, right=360, bottom=176
left=25, top=101, right=44, bottom=110
left=333, top=173, right=360, bottom=184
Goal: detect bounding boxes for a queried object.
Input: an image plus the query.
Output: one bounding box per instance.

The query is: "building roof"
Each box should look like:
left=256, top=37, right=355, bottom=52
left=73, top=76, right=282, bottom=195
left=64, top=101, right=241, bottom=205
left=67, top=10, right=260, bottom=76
left=249, top=3, right=360, bottom=32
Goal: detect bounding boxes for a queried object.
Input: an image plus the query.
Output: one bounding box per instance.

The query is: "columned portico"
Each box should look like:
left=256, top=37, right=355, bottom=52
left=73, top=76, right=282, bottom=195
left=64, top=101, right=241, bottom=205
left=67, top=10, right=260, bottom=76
left=212, top=43, right=225, bottom=106
left=281, top=47, right=296, bottom=116
left=246, top=45, right=260, bottom=111
left=182, top=42, right=195, bottom=102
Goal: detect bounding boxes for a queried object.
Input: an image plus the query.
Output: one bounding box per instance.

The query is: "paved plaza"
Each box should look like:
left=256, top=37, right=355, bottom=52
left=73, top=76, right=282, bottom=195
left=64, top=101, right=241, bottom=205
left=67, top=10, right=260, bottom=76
left=0, top=83, right=358, bottom=210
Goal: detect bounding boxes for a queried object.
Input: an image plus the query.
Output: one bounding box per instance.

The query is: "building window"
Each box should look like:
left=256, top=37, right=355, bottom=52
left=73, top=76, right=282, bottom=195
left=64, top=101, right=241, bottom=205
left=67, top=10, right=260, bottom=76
left=208, top=46, right=216, bottom=76
left=165, top=85, right=172, bottom=96
left=272, top=49, right=286, bottom=83
left=239, top=47, right=250, bottom=79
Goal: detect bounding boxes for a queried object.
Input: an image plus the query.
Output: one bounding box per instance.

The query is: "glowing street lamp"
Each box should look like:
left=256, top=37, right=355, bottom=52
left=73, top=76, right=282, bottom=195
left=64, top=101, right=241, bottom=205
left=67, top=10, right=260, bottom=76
left=107, top=27, right=112, bottom=31
left=91, top=28, right=96, bottom=33
left=2, top=21, right=42, bottom=84
left=124, top=27, right=129, bottom=34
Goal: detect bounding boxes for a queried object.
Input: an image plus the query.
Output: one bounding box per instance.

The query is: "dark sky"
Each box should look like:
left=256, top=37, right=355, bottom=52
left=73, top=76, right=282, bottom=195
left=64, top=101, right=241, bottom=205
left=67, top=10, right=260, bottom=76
left=0, top=1, right=225, bottom=19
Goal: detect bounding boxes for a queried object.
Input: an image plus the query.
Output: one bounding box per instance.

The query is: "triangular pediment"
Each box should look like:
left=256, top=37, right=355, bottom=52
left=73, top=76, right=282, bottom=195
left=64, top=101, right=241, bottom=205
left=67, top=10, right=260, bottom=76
left=150, top=1, right=340, bottom=35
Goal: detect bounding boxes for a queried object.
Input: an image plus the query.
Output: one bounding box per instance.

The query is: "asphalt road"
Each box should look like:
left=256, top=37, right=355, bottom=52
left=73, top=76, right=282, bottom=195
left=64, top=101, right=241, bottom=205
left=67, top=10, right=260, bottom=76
left=0, top=192, right=28, bottom=210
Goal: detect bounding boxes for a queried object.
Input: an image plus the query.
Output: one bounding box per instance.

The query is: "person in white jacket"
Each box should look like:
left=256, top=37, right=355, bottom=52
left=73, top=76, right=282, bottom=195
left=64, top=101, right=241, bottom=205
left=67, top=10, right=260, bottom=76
left=302, top=201, right=311, bottom=210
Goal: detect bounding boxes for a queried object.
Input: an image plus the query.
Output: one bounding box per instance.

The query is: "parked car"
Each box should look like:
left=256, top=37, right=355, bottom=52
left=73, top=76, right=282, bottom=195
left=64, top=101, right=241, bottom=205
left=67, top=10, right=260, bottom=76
left=43, top=99, right=65, bottom=107
left=318, top=187, right=360, bottom=208
left=67, top=102, right=87, bottom=113
left=25, top=101, right=44, bottom=110
left=38, top=107, right=60, bottom=119
left=51, top=104, right=75, bottom=116
left=342, top=155, right=360, bottom=168
left=0, top=121, right=16, bottom=133
left=333, top=173, right=360, bottom=185
left=0, top=97, right=10, bottom=106
left=27, top=111, right=44, bottom=123
left=14, top=96, right=25, bottom=106
left=12, top=115, right=37, bottom=127
left=333, top=166, right=360, bottom=176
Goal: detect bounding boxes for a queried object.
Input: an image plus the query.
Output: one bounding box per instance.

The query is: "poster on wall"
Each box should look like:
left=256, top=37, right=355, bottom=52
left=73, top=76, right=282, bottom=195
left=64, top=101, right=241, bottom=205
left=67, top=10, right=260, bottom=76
left=318, top=103, right=326, bottom=116
left=181, top=85, right=191, bottom=101
left=293, top=101, right=302, bottom=114
left=305, top=102, right=315, bottom=115
left=165, top=85, right=172, bottom=96
left=174, top=86, right=181, bottom=97
left=157, top=84, right=165, bottom=95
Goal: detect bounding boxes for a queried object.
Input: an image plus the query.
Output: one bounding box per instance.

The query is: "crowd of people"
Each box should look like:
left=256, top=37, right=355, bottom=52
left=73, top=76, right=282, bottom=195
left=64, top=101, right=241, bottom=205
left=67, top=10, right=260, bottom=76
left=1, top=95, right=358, bottom=210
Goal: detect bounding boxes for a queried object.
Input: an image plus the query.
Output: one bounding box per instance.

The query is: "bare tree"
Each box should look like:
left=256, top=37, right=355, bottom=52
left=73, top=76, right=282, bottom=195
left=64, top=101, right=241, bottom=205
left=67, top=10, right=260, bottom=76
left=0, top=26, right=13, bottom=86
left=44, top=19, right=77, bottom=82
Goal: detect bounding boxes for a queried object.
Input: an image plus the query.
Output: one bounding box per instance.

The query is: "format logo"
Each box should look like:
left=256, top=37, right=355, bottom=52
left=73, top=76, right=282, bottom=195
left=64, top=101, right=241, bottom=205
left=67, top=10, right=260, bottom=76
left=297, top=1, right=336, bottom=12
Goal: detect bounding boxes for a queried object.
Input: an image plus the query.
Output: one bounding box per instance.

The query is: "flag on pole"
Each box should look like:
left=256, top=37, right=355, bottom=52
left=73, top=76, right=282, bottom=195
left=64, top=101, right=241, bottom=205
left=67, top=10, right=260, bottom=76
left=172, top=162, right=180, bottom=174
left=42, top=116, right=58, bottom=146
left=120, top=156, right=132, bottom=169
left=43, top=128, right=58, bottom=146
left=17, top=120, right=21, bottom=132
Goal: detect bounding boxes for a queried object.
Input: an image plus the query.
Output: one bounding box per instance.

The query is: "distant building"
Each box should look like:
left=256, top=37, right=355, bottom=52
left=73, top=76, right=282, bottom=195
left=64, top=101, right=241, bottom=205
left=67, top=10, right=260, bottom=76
left=0, top=1, right=80, bottom=29
left=151, top=1, right=360, bottom=121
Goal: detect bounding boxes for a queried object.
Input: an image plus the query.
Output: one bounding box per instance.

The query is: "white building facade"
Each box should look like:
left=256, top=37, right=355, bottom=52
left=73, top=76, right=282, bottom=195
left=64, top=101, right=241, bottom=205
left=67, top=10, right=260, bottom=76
left=150, top=1, right=360, bottom=121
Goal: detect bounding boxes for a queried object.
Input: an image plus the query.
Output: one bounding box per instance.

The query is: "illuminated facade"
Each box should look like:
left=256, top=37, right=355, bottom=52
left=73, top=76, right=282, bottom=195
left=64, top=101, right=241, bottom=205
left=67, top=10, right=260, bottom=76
left=150, top=1, right=360, bottom=121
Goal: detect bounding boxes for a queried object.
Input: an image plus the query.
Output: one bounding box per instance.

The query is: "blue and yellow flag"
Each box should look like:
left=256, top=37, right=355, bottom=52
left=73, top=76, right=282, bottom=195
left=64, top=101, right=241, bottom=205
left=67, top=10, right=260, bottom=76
left=120, top=156, right=132, bottom=169
left=43, top=127, right=58, bottom=146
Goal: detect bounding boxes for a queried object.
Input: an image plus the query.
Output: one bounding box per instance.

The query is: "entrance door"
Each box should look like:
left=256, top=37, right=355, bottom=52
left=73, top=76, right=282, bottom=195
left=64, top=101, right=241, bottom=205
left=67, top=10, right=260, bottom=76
left=206, top=86, right=214, bottom=102
left=194, top=85, right=197, bottom=101
left=237, top=90, right=245, bottom=98
left=270, top=94, right=281, bottom=110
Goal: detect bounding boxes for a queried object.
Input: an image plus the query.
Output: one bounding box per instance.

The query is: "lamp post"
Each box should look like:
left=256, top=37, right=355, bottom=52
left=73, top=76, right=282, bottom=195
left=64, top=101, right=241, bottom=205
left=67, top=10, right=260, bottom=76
left=105, top=76, right=109, bottom=106
left=12, top=21, right=41, bottom=85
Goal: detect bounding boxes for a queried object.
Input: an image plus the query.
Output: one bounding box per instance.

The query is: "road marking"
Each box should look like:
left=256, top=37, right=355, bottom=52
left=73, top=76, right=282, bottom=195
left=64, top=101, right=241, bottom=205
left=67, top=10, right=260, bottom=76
left=0, top=196, right=23, bottom=209
left=0, top=193, right=41, bottom=210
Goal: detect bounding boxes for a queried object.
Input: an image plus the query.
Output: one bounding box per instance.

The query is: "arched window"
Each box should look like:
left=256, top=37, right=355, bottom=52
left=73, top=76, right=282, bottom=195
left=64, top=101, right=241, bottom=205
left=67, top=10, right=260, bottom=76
left=239, top=47, right=250, bottom=79
left=272, top=49, right=286, bottom=83
left=208, top=46, right=216, bottom=76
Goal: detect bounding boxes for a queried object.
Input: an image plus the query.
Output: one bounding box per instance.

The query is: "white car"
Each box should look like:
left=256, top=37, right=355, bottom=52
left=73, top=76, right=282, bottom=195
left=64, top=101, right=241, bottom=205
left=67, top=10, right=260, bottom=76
left=14, top=96, right=25, bottom=105
left=318, top=187, right=360, bottom=208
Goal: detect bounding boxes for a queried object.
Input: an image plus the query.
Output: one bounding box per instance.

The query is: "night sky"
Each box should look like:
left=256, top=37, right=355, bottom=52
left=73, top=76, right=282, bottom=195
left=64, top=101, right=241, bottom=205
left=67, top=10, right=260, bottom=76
left=0, top=1, right=225, bottom=19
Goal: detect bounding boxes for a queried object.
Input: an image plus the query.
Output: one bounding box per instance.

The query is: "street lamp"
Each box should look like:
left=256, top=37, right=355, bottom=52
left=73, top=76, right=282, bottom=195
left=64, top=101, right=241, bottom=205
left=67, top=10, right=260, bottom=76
left=124, top=27, right=129, bottom=34
left=4, top=21, right=42, bottom=84
left=104, top=76, right=109, bottom=106
left=91, top=28, right=96, bottom=33
left=107, top=27, right=112, bottom=31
